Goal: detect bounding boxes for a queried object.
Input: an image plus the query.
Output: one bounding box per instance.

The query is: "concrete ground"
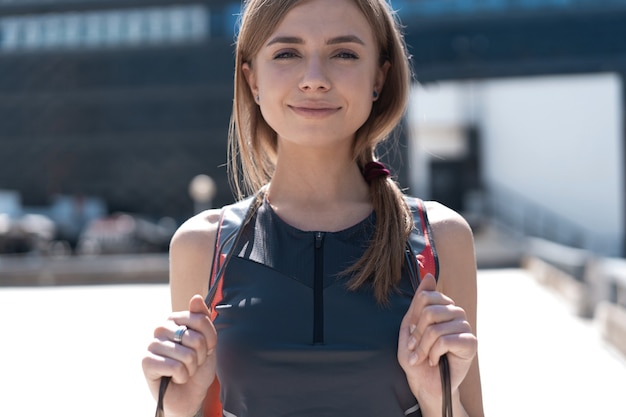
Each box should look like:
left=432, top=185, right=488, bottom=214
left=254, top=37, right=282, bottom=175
left=0, top=268, right=624, bottom=417
left=478, top=269, right=626, bottom=416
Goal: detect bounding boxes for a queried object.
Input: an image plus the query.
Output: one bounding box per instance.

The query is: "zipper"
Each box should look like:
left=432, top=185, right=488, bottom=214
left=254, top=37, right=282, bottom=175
left=313, top=231, right=325, bottom=345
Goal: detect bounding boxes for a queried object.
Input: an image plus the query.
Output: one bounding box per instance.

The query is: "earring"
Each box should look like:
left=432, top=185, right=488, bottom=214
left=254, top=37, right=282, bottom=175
left=256, top=94, right=259, bottom=102
left=373, top=91, right=378, bottom=99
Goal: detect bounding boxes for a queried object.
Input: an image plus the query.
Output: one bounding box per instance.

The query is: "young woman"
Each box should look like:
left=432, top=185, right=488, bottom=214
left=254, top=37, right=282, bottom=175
left=142, top=0, right=484, bottom=416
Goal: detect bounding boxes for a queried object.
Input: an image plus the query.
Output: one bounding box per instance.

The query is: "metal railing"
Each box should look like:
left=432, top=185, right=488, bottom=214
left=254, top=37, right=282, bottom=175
left=485, top=182, right=621, bottom=257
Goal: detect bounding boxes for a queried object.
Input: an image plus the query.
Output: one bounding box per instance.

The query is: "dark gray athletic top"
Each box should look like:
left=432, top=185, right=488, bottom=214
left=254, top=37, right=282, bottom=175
left=208, top=196, right=437, bottom=417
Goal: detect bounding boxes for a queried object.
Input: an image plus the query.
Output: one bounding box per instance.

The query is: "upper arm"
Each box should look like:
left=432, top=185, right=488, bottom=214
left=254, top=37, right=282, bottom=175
left=425, top=202, right=477, bottom=315
left=169, top=209, right=221, bottom=312
left=425, top=201, right=484, bottom=416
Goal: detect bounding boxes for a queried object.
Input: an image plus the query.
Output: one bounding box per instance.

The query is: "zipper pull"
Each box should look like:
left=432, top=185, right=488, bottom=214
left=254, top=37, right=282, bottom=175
left=315, top=231, right=324, bottom=248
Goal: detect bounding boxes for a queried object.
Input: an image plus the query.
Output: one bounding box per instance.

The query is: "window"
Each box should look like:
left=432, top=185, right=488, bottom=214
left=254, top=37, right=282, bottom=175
left=0, top=5, right=209, bottom=52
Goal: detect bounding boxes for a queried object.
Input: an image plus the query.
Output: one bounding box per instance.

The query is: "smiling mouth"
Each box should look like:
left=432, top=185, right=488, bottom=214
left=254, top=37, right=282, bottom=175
left=289, top=105, right=341, bottom=118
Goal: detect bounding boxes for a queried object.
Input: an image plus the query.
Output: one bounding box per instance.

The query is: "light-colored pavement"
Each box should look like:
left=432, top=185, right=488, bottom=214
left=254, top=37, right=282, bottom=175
left=0, top=284, right=169, bottom=417
left=478, top=269, right=626, bottom=416
left=0, top=269, right=625, bottom=417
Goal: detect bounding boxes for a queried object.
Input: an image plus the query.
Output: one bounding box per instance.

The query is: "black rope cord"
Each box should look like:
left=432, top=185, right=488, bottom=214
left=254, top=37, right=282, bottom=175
left=154, top=192, right=264, bottom=417
left=440, top=354, right=453, bottom=417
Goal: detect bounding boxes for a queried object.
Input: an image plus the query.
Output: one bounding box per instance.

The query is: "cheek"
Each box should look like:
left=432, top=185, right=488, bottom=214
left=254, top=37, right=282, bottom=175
left=257, top=65, right=293, bottom=93
left=256, top=89, right=286, bottom=135
left=348, top=82, right=375, bottom=115
left=255, top=72, right=284, bottom=112
left=343, top=67, right=377, bottom=98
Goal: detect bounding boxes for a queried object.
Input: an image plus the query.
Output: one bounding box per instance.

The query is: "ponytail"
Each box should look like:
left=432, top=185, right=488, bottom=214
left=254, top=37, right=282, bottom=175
left=345, top=159, right=413, bottom=304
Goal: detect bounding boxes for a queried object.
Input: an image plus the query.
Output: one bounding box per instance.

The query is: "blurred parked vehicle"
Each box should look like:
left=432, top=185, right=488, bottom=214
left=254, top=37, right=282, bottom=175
left=1, top=189, right=105, bottom=255
left=0, top=190, right=55, bottom=254
left=0, top=212, right=56, bottom=254
left=45, top=194, right=108, bottom=250
left=1, top=189, right=176, bottom=256
left=76, top=213, right=176, bottom=255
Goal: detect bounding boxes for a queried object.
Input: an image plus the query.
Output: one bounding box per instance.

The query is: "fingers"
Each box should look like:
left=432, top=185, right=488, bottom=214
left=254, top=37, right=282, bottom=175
left=168, top=295, right=217, bottom=354
left=426, top=332, right=477, bottom=368
left=402, top=274, right=472, bottom=366
left=146, top=338, right=198, bottom=384
left=419, top=272, right=437, bottom=292
left=410, top=314, right=472, bottom=366
left=403, top=274, right=451, bottom=319
left=145, top=295, right=217, bottom=385
left=189, top=294, right=211, bottom=317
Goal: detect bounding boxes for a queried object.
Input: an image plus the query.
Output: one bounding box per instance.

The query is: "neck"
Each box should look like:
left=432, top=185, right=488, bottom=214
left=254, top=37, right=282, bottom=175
left=269, top=150, right=368, bottom=205
left=265, top=146, right=372, bottom=231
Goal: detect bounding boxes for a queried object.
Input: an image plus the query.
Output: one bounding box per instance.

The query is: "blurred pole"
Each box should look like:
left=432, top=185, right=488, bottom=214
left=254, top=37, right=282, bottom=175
left=188, top=174, right=216, bottom=214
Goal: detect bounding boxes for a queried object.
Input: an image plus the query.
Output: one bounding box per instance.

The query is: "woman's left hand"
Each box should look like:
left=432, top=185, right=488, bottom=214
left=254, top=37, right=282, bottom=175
left=397, top=273, right=477, bottom=404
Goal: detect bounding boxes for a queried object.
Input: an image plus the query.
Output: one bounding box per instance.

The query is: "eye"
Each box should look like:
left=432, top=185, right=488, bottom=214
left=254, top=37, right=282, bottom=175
left=273, top=50, right=300, bottom=60
left=334, top=50, right=359, bottom=60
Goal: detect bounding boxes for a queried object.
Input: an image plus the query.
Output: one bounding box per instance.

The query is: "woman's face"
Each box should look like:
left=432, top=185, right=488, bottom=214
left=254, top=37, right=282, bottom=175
left=243, top=0, right=388, bottom=152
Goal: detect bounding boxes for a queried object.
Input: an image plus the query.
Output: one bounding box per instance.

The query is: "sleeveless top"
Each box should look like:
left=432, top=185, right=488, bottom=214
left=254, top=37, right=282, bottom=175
left=204, top=196, right=438, bottom=417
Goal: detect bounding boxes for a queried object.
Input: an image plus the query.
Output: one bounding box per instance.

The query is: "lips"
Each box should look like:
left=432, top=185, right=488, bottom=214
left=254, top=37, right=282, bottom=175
left=289, top=103, right=341, bottom=118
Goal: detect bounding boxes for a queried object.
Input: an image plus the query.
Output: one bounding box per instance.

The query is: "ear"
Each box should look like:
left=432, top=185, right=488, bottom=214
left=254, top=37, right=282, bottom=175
left=373, top=60, right=391, bottom=100
left=242, top=62, right=258, bottom=101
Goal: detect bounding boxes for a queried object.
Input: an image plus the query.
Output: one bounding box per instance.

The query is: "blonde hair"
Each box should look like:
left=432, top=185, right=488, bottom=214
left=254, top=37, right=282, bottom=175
left=229, top=0, right=414, bottom=303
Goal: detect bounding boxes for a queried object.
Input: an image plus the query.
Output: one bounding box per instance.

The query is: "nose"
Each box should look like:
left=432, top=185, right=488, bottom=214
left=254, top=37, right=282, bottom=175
left=298, top=55, right=330, bottom=92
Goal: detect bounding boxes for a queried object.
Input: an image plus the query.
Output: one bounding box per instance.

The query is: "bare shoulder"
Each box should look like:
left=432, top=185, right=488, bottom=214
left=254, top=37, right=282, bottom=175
left=169, top=209, right=222, bottom=311
left=423, top=201, right=474, bottom=245
left=171, top=209, right=222, bottom=252
left=423, top=201, right=476, bottom=293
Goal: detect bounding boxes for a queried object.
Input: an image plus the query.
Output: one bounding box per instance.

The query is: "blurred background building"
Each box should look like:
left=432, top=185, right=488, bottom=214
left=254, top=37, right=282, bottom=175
left=0, top=0, right=625, bottom=258
left=404, top=0, right=626, bottom=259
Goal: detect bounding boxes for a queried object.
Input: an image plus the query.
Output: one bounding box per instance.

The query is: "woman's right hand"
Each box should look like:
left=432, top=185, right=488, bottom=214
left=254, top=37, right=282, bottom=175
left=142, top=295, right=218, bottom=417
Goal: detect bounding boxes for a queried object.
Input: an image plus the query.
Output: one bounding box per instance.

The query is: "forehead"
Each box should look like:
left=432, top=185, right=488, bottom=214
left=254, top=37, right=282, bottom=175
left=268, top=0, right=375, bottom=45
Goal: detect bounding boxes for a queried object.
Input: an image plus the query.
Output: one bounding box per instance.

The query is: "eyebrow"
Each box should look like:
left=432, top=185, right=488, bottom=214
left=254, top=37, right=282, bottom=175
left=266, top=35, right=365, bottom=47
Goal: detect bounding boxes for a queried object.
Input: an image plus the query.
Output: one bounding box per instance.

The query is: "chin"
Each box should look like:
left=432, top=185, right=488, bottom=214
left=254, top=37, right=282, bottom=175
left=281, top=130, right=354, bottom=148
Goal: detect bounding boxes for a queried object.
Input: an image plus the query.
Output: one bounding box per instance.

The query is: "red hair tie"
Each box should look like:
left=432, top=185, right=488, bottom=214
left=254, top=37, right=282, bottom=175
left=362, top=161, right=391, bottom=184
